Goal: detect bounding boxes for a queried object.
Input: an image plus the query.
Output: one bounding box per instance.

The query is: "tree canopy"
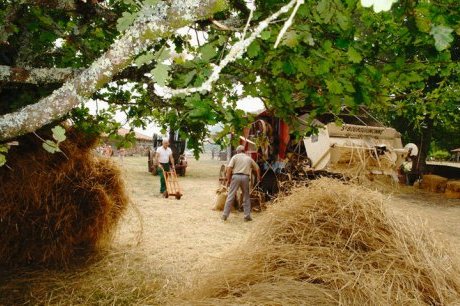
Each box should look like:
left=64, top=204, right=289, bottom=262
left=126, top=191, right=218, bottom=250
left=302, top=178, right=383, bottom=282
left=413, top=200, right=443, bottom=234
left=0, top=0, right=459, bottom=167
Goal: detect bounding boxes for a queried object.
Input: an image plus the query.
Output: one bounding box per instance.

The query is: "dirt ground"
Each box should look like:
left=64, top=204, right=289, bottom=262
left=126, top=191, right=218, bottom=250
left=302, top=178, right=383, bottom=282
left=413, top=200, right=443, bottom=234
left=117, top=156, right=460, bottom=294
left=1, top=155, right=459, bottom=304
left=116, top=156, right=257, bottom=292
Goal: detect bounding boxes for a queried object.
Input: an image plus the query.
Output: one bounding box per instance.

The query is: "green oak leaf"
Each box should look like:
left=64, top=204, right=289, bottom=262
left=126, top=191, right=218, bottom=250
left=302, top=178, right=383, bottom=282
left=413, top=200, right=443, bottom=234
left=134, top=53, right=155, bottom=66
left=326, top=79, right=343, bottom=94
left=116, top=12, right=137, bottom=32
left=151, top=63, right=170, bottom=86
left=144, top=0, right=159, bottom=6
left=347, top=47, right=362, bottom=63
left=0, top=154, right=5, bottom=166
left=154, top=47, right=170, bottom=62
left=430, top=25, right=454, bottom=51
left=302, top=31, right=315, bottom=46
left=314, top=60, right=331, bottom=75
left=42, top=140, right=60, bottom=153
left=247, top=41, right=261, bottom=58
left=282, top=31, right=299, bottom=48
left=52, top=126, right=66, bottom=143
left=200, top=44, right=218, bottom=61
left=260, top=30, right=271, bottom=40
left=180, top=69, right=197, bottom=87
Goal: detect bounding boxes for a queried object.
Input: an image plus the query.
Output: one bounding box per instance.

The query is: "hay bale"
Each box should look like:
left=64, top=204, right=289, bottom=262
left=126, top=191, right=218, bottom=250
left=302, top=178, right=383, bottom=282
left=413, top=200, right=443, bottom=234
left=180, top=178, right=460, bottom=305
left=445, top=180, right=460, bottom=199
left=421, top=174, right=448, bottom=193
left=0, top=129, right=128, bottom=267
left=212, top=185, right=245, bottom=211
left=212, top=185, right=228, bottom=211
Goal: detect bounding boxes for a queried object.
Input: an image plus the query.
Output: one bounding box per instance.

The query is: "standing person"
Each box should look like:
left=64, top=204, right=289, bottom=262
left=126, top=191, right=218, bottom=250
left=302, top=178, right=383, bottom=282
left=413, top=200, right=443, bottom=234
left=222, top=145, right=261, bottom=222
left=155, top=139, right=175, bottom=196
left=119, top=147, right=126, bottom=163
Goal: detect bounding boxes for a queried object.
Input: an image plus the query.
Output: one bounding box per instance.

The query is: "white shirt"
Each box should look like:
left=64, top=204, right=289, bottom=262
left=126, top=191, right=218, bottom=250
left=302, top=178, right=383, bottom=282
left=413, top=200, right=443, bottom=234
left=404, top=143, right=418, bottom=157
left=156, top=146, right=172, bottom=163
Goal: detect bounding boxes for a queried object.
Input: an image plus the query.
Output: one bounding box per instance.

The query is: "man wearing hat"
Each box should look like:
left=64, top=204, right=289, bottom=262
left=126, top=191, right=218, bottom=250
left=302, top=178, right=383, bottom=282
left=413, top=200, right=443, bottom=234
left=222, top=145, right=261, bottom=221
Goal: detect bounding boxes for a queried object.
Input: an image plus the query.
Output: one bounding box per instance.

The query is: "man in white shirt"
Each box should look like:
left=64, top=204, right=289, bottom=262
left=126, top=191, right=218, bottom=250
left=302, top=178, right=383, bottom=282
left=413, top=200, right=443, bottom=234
left=222, top=145, right=261, bottom=222
left=155, top=139, right=175, bottom=195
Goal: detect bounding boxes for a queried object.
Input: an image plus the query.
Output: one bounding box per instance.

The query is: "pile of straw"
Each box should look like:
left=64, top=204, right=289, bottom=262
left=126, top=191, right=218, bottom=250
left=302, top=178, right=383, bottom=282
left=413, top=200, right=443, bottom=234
left=329, top=147, right=396, bottom=178
left=180, top=178, right=460, bottom=305
left=0, top=129, right=128, bottom=267
left=445, top=181, right=460, bottom=199
left=421, top=174, right=448, bottom=193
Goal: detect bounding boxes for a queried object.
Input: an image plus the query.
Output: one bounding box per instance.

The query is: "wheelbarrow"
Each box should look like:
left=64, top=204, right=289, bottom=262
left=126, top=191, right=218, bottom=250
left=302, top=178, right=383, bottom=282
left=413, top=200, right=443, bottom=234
left=161, top=168, right=183, bottom=200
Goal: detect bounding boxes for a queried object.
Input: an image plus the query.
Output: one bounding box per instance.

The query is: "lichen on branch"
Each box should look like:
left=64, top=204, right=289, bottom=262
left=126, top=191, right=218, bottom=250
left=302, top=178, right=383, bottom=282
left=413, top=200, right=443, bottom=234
left=157, top=0, right=299, bottom=98
left=0, top=0, right=227, bottom=142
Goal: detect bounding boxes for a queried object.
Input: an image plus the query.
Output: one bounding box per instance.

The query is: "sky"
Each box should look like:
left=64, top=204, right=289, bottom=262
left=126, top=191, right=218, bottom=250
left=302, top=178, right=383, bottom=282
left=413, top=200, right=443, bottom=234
left=87, top=96, right=265, bottom=137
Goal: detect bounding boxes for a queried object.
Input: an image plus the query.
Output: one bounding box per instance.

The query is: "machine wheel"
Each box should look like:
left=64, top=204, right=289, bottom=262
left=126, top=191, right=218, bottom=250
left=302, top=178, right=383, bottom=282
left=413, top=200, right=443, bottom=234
left=148, top=149, right=154, bottom=172
left=177, top=167, right=186, bottom=176
left=164, top=192, right=169, bottom=198
left=175, top=193, right=181, bottom=200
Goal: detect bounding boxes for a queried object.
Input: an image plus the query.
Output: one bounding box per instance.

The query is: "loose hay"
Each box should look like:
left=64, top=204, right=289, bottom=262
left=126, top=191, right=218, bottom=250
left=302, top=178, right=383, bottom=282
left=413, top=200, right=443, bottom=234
left=180, top=178, right=460, bottom=305
left=445, top=180, right=460, bottom=199
left=0, top=129, right=128, bottom=267
left=421, top=174, right=448, bottom=193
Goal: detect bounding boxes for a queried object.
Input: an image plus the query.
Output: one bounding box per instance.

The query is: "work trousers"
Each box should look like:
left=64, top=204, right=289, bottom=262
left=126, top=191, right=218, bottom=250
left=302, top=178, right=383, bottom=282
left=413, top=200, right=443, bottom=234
left=223, top=174, right=251, bottom=218
left=158, top=163, right=170, bottom=193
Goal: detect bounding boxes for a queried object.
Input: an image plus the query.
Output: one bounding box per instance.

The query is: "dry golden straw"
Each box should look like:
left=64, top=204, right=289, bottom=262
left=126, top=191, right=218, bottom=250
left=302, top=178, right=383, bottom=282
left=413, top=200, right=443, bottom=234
left=179, top=178, right=460, bottom=305
left=445, top=180, right=460, bottom=199
left=0, top=128, right=128, bottom=267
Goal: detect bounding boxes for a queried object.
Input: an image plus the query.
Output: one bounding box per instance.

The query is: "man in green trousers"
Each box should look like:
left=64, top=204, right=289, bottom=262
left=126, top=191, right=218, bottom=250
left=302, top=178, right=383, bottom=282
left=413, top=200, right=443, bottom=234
left=155, top=139, right=175, bottom=196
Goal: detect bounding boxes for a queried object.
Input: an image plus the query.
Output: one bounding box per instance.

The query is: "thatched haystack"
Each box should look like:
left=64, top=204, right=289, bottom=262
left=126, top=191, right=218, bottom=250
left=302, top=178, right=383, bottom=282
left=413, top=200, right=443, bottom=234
left=181, top=178, right=460, bottom=305
left=0, top=129, right=128, bottom=267
left=445, top=180, right=460, bottom=199
left=421, top=174, right=448, bottom=193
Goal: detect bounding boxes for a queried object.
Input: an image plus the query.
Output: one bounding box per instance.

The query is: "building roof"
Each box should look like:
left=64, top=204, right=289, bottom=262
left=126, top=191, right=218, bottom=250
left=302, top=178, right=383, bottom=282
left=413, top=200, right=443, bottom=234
left=117, top=128, right=151, bottom=141
left=451, top=148, right=460, bottom=152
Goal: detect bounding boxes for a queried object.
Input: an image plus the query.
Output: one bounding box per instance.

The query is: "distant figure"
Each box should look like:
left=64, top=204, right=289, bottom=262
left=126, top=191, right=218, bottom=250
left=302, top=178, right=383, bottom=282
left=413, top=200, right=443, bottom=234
left=119, top=148, right=126, bottom=163
left=104, top=145, right=113, bottom=158
left=211, top=147, right=216, bottom=160
left=155, top=139, right=175, bottom=196
left=222, top=145, right=261, bottom=222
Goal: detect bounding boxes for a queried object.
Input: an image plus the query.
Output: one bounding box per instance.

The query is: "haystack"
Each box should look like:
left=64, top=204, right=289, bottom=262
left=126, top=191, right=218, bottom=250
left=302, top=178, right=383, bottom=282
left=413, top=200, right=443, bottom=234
left=0, top=128, right=128, bottom=267
left=445, top=180, right=460, bottom=199
left=421, top=174, right=448, bottom=193
left=180, top=178, right=460, bottom=305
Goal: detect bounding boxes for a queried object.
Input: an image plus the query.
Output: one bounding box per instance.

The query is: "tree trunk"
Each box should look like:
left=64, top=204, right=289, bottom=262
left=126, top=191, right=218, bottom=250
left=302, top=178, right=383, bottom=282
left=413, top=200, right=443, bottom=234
left=411, top=116, right=433, bottom=176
